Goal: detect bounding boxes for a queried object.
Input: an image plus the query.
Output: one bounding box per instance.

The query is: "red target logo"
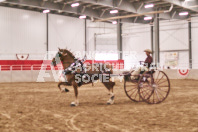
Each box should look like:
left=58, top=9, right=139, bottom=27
left=178, top=69, right=189, bottom=76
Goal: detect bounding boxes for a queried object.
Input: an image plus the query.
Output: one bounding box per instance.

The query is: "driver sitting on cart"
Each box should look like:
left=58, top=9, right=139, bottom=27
left=131, top=49, right=153, bottom=80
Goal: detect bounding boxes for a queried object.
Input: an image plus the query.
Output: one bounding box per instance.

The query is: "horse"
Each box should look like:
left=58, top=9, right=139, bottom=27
left=51, top=48, right=115, bottom=106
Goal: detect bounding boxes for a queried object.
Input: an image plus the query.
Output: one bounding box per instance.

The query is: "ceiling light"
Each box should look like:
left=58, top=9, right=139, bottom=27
left=144, top=17, right=152, bottom=20
left=112, top=21, right=117, bottom=24
left=79, top=15, right=86, bottom=19
left=0, top=0, right=5, bottom=2
left=110, top=10, right=118, bottom=14
left=179, top=12, right=189, bottom=16
left=22, top=14, right=29, bottom=19
left=43, top=9, right=50, bottom=13
left=71, top=3, right=79, bottom=7
left=144, top=4, right=154, bottom=8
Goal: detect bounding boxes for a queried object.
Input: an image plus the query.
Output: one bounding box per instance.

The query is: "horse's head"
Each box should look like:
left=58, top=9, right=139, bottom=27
left=51, top=48, right=75, bottom=67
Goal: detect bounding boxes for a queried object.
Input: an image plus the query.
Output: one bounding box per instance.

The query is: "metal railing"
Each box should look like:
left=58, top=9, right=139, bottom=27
left=0, top=64, right=63, bottom=71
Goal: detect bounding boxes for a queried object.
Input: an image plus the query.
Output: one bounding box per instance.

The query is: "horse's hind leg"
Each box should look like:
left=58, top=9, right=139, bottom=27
left=70, top=81, right=79, bottom=106
left=102, top=81, right=115, bottom=105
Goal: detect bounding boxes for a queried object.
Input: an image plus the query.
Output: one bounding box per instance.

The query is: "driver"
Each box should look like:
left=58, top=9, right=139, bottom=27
left=144, top=49, right=153, bottom=68
left=131, top=49, right=153, bottom=79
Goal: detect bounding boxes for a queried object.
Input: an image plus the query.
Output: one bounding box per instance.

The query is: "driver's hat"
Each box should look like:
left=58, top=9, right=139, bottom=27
left=144, top=49, right=152, bottom=54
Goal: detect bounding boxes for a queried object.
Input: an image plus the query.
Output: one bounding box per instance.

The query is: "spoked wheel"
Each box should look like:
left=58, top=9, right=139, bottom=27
left=124, top=75, right=142, bottom=102
left=138, top=70, right=170, bottom=104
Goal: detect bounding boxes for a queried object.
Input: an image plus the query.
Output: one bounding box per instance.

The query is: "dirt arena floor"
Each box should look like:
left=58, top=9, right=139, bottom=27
left=0, top=80, right=198, bottom=132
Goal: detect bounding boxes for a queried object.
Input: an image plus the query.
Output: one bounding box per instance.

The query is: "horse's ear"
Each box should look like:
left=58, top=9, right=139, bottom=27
left=58, top=47, right=61, bottom=51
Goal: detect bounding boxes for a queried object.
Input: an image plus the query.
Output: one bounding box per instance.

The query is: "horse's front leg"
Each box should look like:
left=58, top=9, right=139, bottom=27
left=58, top=82, right=69, bottom=92
left=70, top=81, right=79, bottom=106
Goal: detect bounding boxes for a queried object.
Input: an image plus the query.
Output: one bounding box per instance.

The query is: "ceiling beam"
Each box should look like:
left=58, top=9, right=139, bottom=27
left=77, top=0, right=173, bottom=19
left=163, top=0, right=198, bottom=12
left=1, top=0, right=151, bottom=24
left=2, top=0, right=100, bottom=17
left=94, top=4, right=175, bottom=22
left=1, top=0, right=194, bottom=23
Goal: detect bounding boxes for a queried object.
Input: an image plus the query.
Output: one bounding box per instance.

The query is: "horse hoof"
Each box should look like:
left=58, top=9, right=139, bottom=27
left=70, top=104, right=76, bottom=107
left=70, top=102, right=79, bottom=107
left=107, top=102, right=111, bottom=105
left=65, top=88, right=69, bottom=92
left=61, top=88, right=69, bottom=93
left=106, top=101, right=114, bottom=105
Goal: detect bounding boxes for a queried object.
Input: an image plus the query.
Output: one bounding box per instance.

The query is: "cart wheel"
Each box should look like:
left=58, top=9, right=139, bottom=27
left=138, top=70, right=170, bottom=104
left=124, top=75, right=142, bottom=102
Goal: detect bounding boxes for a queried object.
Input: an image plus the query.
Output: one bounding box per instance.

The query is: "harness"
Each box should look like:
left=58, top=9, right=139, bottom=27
left=62, top=56, right=112, bottom=86
left=63, top=59, right=85, bottom=75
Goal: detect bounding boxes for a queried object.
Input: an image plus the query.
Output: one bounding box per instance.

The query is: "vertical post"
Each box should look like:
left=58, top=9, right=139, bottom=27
left=46, top=13, right=49, bottom=60
left=154, top=13, right=160, bottom=64
left=151, top=25, right=154, bottom=57
left=188, top=21, right=192, bottom=69
left=94, top=33, right=96, bottom=51
left=117, top=19, right=122, bottom=59
left=85, top=19, right=87, bottom=53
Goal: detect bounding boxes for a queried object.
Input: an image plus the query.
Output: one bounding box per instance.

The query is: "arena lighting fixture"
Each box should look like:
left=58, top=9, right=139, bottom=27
left=71, top=3, right=79, bottom=7
left=110, top=10, right=118, bottom=14
left=112, top=21, right=117, bottom=24
left=144, top=16, right=152, bottom=20
left=79, top=15, right=86, bottom=19
left=43, top=9, right=50, bottom=13
left=0, top=0, right=5, bottom=2
left=179, top=12, right=189, bottom=16
left=144, top=4, right=154, bottom=8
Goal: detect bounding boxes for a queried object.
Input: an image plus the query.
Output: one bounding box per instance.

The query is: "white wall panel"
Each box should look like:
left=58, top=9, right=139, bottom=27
left=192, top=17, right=198, bottom=69
left=95, top=34, right=117, bottom=51
left=86, top=20, right=117, bottom=59
left=159, top=20, right=189, bottom=69
left=160, top=20, right=188, bottom=51
left=87, top=20, right=116, bottom=51
left=122, top=24, right=151, bottom=69
left=48, top=14, right=85, bottom=56
left=0, top=7, right=46, bottom=60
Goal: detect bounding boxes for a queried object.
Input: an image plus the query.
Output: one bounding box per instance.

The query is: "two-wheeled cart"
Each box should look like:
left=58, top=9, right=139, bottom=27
left=123, top=69, right=170, bottom=104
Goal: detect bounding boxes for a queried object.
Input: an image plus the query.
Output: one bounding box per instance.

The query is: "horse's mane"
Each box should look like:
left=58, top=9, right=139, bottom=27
left=63, top=48, right=75, bottom=59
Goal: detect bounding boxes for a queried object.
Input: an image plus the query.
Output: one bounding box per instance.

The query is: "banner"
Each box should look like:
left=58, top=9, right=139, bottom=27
left=164, top=52, right=178, bottom=68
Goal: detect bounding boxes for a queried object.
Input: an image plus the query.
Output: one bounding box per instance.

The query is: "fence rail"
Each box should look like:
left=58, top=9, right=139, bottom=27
left=0, top=65, right=63, bottom=71
left=0, top=60, right=125, bottom=71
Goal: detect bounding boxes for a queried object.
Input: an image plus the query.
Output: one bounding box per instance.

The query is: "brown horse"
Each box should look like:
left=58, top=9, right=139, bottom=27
left=52, top=48, right=115, bottom=106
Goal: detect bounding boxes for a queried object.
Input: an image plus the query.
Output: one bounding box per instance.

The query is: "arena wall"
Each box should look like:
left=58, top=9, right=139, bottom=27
left=0, top=60, right=124, bottom=82
left=0, top=6, right=85, bottom=60
left=191, top=17, right=198, bottom=69
left=0, top=7, right=46, bottom=60
left=1, top=69, right=198, bottom=83
left=48, top=14, right=85, bottom=52
left=122, top=23, right=151, bottom=70
left=0, top=70, right=57, bottom=82
left=86, top=20, right=117, bottom=60
left=159, top=20, right=189, bottom=69
left=1, top=6, right=198, bottom=83
left=122, top=18, right=198, bottom=70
